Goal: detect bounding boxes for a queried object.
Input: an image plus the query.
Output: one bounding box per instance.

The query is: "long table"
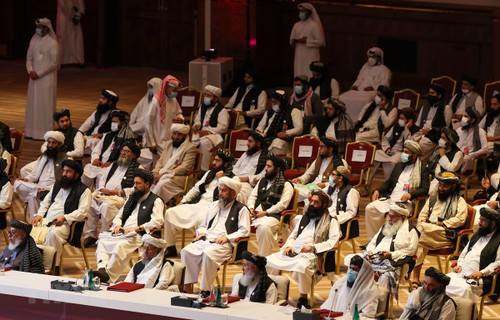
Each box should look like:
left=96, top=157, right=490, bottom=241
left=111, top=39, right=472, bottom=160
left=0, top=271, right=293, bottom=320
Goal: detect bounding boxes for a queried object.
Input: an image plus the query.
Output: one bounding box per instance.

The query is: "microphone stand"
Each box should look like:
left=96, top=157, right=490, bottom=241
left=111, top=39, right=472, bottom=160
left=324, top=288, right=338, bottom=320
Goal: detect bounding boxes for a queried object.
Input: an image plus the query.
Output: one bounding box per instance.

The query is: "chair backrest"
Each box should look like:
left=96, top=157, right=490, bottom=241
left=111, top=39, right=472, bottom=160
left=268, top=275, right=290, bottom=303
left=170, top=260, right=186, bottom=287
left=287, top=188, right=299, bottom=211
left=228, top=110, right=239, bottom=131
left=68, top=221, right=85, bottom=248
left=9, top=154, right=17, bottom=178
left=393, top=88, right=420, bottom=109
left=483, top=80, right=500, bottom=112
left=431, top=75, right=457, bottom=103
left=37, top=245, right=57, bottom=275
left=9, top=129, right=24, bottom=155
left=344, top=141, right=377, bottom=175
left=228, top=129, right=250, bottom=159
left=465, top=205, right=476, bottom=230
left=291, top=135, right=321, bottom=169
left=175, top=87, right=201, bottom=124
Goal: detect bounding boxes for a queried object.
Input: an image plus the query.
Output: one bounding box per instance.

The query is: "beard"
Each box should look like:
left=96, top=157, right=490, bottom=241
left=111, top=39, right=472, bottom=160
left=60, top=176, right=77, bottom=189
left=319, top=152, right=329, bottom=159
left=437, top=189, right=453, bottom=201
left=172, top=138, right=185, bottom=148
left=44, top=147, right=60, bottom=159
left=478, top=225, right=493, bottom=236
left=117, top=157, right=132, bottom=167
left=265, top=170, right=277, bottom=180
left=210, top=165, right=224, bottom=175
left=305, top=205, right=325, bottom=219
left=246, top=146, right=259, bottom=156
left=382, top=220, right=403, bottom=237
left=8, top=238, right=22, bottom=251
left=96, top=103, right=111, bottom=113
left=239, top=271, right=258, bottom=287
left=59, top=125, right=71, bottom=133
left=132, top=189, right=146, bottom=200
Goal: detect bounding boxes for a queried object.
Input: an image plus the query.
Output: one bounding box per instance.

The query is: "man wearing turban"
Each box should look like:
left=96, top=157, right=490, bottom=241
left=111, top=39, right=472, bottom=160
left=129, top=77, right=162, bottom=137
left=25, top=18, right=59, bottom=140
left=0, top=159, right=13, bottom=210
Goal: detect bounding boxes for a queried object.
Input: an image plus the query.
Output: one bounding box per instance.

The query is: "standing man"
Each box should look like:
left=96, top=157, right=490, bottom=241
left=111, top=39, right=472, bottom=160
left=290, top=2, right=325, bottom=78
left=25, top=18, right=59, bottom=140
left=130, top=78, right=162, bottom=137
left=57, top=0, right=85, bottom=66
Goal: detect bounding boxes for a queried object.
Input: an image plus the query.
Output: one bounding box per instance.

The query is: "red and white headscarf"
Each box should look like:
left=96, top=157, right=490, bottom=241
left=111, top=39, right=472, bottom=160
left=155, top=75, right=182, bottom=123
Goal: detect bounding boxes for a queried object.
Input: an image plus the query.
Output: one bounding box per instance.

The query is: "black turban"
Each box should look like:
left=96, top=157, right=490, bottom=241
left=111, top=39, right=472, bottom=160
left=321, top=137, right=338, bottom=152
left=10, top=220, right=32, bottom=235
left=425, top=267, right=450, bottom=286
left=309, top=61, right=327, bottom=73
left=441, top=127, right=459, bottom=144
left=111, top=110, right=129, bottom=122
left=400, top=107, right=416, bottom=121
left=268, top=153, right=288, bottom=171
left=350, top=255, right=364, bottom=268
left=61, top=159, right=83, bottom=176
left=101, top=88, right=119, bottom=103
left=123, top=141, right=141, bottom=158
left=134, top=168, right=154, bottom=185
left=53, top=109, right=71, bottom=122
left=242, top=251, right=267, bottom=271
left=377, top=85, right=394, bottom=101
left=430, top=84, right=445, bottom=96
left=479, top=207, right=500, bottom=223
left=215, top=149, right=235, bottom=164
left=269, top=90, right=287, bottom=104
left=248, top=130, right=265, bottom=144
left=462, top=75, right=478, bottom=86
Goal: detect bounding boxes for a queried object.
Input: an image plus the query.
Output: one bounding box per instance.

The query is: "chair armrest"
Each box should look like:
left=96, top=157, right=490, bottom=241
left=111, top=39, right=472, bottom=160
left=473, top=199, right=487, bottom=206
left=361, top=163, right=374, bottom=170
left=281, top=209, right=296, bottom=217
left=451, top=261, right=457, bottom=268
left=234, top=236, right=250, bottom=243
left=494, top=267, right=500, bottom=274
left=457, top=228, right=474, bottom=236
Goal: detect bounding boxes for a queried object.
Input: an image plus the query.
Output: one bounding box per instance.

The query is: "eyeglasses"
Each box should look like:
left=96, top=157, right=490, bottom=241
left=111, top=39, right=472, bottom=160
left=121, top=149, right=132, bottom=154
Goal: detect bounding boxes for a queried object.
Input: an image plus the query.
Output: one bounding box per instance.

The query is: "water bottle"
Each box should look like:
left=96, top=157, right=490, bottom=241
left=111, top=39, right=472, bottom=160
left=352, top=304, right=360, bottom=320
left=83, top=267, right=89, bottom=290
left=344, top=303, right=352, bottom=320
left=88, top=268, right=94, bottom=290
left=208, top=285, right=217, bottom=306
left=215, top=285, right=222, bottom=307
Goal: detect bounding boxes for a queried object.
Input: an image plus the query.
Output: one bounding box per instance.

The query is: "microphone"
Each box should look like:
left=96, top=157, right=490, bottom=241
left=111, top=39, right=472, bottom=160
left=324, top=288, right=338, bottom=320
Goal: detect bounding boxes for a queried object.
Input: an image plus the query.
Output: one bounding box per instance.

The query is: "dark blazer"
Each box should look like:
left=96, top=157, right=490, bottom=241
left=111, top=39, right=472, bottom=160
left=377, top=162, right=429, bottom=200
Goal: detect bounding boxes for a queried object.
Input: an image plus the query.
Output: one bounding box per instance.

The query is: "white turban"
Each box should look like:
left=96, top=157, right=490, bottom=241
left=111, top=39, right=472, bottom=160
left=389, top=203, right=410, bottom=217
left=218, top=176, right=242, bottom=194
left=142, top=234, right=167, bottom=249
left=171, top=123, right=190, bottom=135
left=44, top=131, right=65, bottom=144
left=205, top=85, right=222, bottom=98
left=404, top=140, right=423, bottom=156
left=367, top=47, right=384, bottom=64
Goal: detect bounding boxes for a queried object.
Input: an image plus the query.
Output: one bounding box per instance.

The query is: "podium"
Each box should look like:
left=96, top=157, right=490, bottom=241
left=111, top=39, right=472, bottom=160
left=189, top=57, right=233, bottom=92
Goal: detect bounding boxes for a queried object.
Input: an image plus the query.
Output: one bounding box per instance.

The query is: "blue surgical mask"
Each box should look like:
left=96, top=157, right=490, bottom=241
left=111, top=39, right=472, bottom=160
left=35, top=28, right=43, bottom=36
left=299, top=12, right=307, bottom=21
left=329, top=176, right=335, bottom=187
left=347, top=270, right=358, bottom=283
left=168, top=92, right=178, bottom=99
left=203, top=97, right=212, bottom=106
left=294, top=85, right=303, bottom=95
left=147, top=88, right=155, bottom=97
left=401, top=152, right=410, bottom=163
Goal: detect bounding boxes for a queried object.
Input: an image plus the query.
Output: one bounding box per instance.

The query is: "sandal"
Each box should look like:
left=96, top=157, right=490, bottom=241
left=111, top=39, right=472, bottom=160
left=411, top=281, right=421, bottom=291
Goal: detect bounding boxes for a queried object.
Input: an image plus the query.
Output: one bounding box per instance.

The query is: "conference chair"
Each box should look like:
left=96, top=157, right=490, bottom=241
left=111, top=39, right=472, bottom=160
left=283, top=135, right=321, bottom=180
left=431, top=75, right=457, bottom=103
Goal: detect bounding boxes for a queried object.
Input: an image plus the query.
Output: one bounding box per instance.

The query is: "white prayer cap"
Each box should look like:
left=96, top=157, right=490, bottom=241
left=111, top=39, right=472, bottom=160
left=218, top=176, right=242, bottom=194
left=389, top=202, right=410, bottom=217
left=142, top=234, right=167, bottom=249
left=205, top=85, right=222, bottom=98
left=44, top=131, right=65, bottom=144
left=171, top=123, right=190, bottom=135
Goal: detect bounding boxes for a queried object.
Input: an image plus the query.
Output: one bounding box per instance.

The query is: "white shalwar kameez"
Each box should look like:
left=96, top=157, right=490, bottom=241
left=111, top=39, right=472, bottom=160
left=13, top=155, right=58, bottom=219
left=81, top=132, right=115, bottom=188
left=180, top=200, right=250, bottom=290
left=57, top=0, right=85, bottom=65
left=232, top=150, right=265, bottom=203
left=25, top=33, right=59, bottom=140
left=456, top=127, right=488, bottom=172
left=230, top=274, right=278, bottom=304
left=225, top=87, right=267, bottom=129
left=266, top=215, right=340, bottom=294
left=0, top=182, right=13, bottom=210
left=95, top=192, right=164, bottom=283
left=79, top=109, right=113, bottom=153
left=256, top=109, right=303, bottom=155
left=34, top=185, right=91, bottom=266
left=449, top=92, right=484, bottom=130
left=247, top=180, right=294, bottom=256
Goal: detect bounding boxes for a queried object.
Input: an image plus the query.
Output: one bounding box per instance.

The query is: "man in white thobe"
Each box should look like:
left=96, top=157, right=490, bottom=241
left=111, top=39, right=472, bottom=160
left=152, top=123, right=197, bottom=204
left=248, top=155, right=294, bottom=256
left=93, top=169, right=164, bottom=283
left=56, top=0, right=85, bottom=65
left=181, top=177, right=250, bottom=295
left=30, top=160, right=91, bottom=274
left=14, top=131, right=67, bottom=219
left=290, top=3, right=325, bottom=78
left=25, top=18, right=59, bottom=140
left=266, top=189, right=340, bottom=309
left=129, top=77, right=162, bottom=137
left=192, top=85, right=230, bottom=172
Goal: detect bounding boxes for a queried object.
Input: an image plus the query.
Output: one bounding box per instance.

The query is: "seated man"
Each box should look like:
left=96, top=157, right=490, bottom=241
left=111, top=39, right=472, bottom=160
left=163, top=149, right=235, bottom=258
left=479, top=92, right=500, bottom=157
left=79, top=89, right=119, bottom=154
left=449, top=75, right=484, bottom=130
left=225, top=69, right=266, bottom=129
left=416, top=84, right=452, bottom=162
left=368, top=107, right=422, bottom=184
left=181, top=177, right=250, bottom=295
left=0, top=159, right=13, bottom=209
left=292, top=137, right=346, bottom=202
left=30, top=160, right=91, bottom=274
left=290, top=75, right=323, bottom=133
left=0, top=139, right=12, bottom=175
left=400, top=267, right=456, bottom=320
left=311, top=97, right=355, bottom=156
left=0, top=120, right=12, bottom=155
left=82, top=142, right=142, bottom=247
left=124, top=234, right=179, bottom=290
left=320, top=255, right=380, bottom=318
left=192, top=85, right=229, bottom=173
left=446, top=207, right=500, bottom=301
left=152, top=123, right=196, bottom=204
left=256, top=90, right=303, bottom=155
left=94, top=169, right=164, bottom=283
left=129, top=77, right=162, bottom=137
left=247, top=154, right=294, bottom=256
left=231, top=250, right=277, bottom=303
left=412, top=171, right=467, bottom=287
left=14, top=131, right=67, bottom=219
left=365, top=140, right=429, bottom=238
left=364, top=203, right=418, bottom=307
left=0, top=220, right=44, bottom=273
left=457, top=106, right=488, bottom=172
left=339, top=47, right=391, bottom=120
left=82, top=110, right=136, bottom=188
left=354, top=85, right=397, bottom=144
left=266, top=189, right=340, bottom=309
left=309, top=61, right=339, bottom=100
left=426, top=127, right=463, bottom=195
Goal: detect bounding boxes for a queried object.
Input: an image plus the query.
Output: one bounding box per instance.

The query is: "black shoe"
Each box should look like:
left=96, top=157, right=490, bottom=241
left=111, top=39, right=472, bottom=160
left=489, top=294, right=499, bottom=302
left=297, top=297, right=311, bottom=309
left=164, top=246, right=177, bottom=258
left=83, top=237, right=98, bottom=248
left=200, top=290, right=210, bottom=298
left=93, top=268, right=110, bottom=283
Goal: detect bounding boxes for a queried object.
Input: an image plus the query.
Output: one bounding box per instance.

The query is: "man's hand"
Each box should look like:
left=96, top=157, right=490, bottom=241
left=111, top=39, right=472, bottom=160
left=405, top=119, right=414, bottom=130
left=481, top=177, right=490, bottom=189
left=250, top=208, right=256, bottom=218
left=53, top=215, right=66, bottom=226
left=371, top=190, right=380, bottom=202
left=192, top=124, right=200, bottom=132
left=112, top=225, right=123, bottom=235
left=351, top=85, right=358, bottom=91
left=124, top=227, right=137, bottom=235
left=469, top=271, right=483, bottom=280
left=255, top=211, right=267, bottom=219
left=100, top=188, right=113, bottom=196
left=282, top=246, right=294, bottom=256
left=17, top=178, right=28, bottom=182
left=300, top=245, right=314, bottom=253
left=364, top=86, right=374, bottom=91
left=400, top=193, right=412, bottom=202
left=215, top=235, right=229, bottom=244
left=149, top=147, right=158, bottom=155
left=277, top=132, right=288, bottom=139
left=102, top=162, right=112, bottom=168
left=297, top=36, right=307, bottom=43
left=292, top=178, right=301, bottom=184
left=421, top=128, right=431, bottom=135
left=199, top=130, right=209, bottom=137
left=92, top=159, right=102, bottom=167
left=30, top=216, right=43, bottom=225
left=317, top=182, right=326, bottom=189
left=379, top=251, right=391, bottom=260
left=453, top=265, right=462, bottom=273
left=193, top=233, right=206, bottom=242
left=91, top=133, right=103, bottom=139
left=215, top=170, right=224, bottom=180
left=385, top=148, right=392, bottom=155
left=153, top=173, right=162, bottom=183
left=438, top=148, right=446, bottom=156
left=487, top=201, right=499, bottom=209
left=173, top=118, right=183, bottom=124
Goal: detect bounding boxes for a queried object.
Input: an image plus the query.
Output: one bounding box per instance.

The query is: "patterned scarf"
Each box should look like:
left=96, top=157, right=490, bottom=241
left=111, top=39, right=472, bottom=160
left=409, top=158, right=422, bottom=193
left=23, top=237, right=45, bottom=274
left=335, top=112, right=355, bottom=156
left=411, top=287, right=451, bottom=320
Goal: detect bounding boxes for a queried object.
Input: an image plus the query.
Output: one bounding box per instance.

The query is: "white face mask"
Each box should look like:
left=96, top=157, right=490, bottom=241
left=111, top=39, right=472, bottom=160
left=398, top=119, right=406, bottom=127
left=461, top=116, right=469, bottom=127
left=367, top=57, right=377, bottom=66
left=111, top=122, right=119, bottom=132
left=374, top=95, right=381, bottom=105
left=438, top=138, right=447, bottom=148
left=462, top=89, right=470, bottom=94
left=271, top=104, right=280, bottom=113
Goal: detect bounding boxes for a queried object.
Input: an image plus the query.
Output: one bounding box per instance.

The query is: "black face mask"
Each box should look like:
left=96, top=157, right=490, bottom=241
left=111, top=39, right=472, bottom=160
left=427, top=95, right=439, bottom=106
